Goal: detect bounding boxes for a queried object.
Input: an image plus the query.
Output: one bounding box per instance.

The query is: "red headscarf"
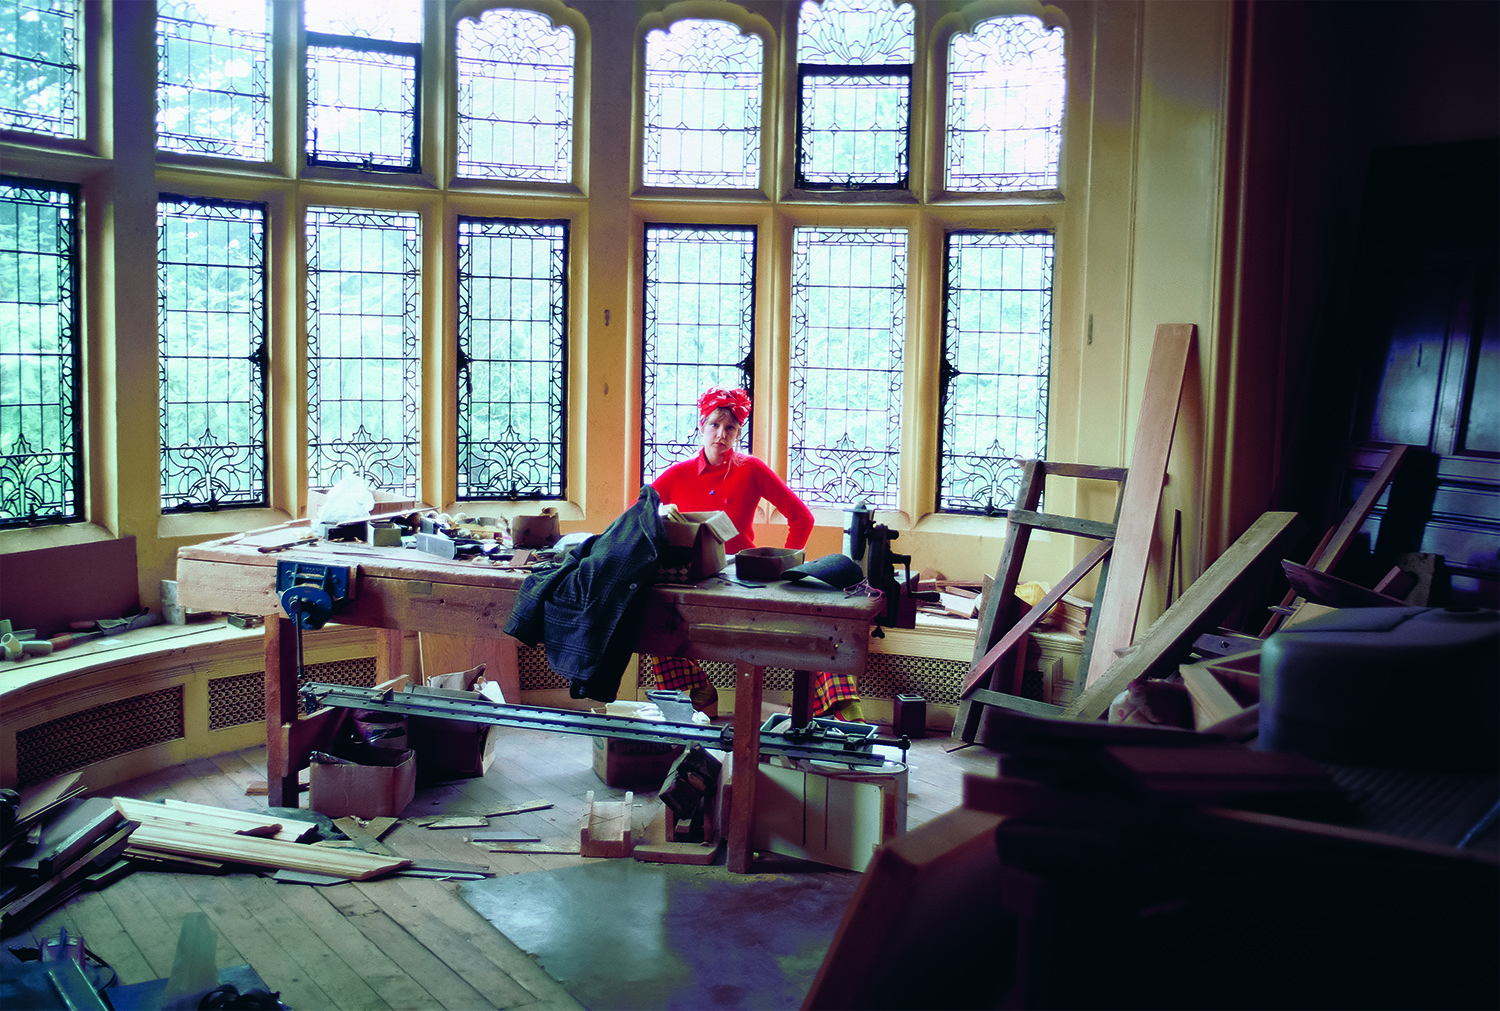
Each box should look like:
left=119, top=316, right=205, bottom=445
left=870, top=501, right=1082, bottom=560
left=698, top=387, right=751, bottom=426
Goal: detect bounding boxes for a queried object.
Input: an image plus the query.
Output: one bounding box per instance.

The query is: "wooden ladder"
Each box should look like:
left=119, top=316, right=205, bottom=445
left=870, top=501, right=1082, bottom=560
left=953, top=461, right=1127, bottom=742
left=953, top=322, right=1197, bottom=744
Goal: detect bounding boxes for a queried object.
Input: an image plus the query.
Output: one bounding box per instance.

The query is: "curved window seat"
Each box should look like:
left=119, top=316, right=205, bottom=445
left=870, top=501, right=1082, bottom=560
left=0, top=620, right=384, bottom=793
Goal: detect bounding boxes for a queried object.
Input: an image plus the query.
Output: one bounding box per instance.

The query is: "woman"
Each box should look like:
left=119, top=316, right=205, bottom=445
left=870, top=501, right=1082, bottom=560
left=650, top=387, right=863, bottom=721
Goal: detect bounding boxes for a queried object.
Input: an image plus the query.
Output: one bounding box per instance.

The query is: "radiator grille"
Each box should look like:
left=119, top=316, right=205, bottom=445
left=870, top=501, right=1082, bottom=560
left=17, top=686, right=184, bottom=787
left=207, top=657, right=378, bottom=730
left=636, top=652, right=966, bottom=704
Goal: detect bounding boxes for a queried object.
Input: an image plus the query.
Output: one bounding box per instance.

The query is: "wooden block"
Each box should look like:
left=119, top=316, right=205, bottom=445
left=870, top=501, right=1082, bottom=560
left=1180, top=662, right=1245, bottom=731
left=580, top=790, right=634, bottom=858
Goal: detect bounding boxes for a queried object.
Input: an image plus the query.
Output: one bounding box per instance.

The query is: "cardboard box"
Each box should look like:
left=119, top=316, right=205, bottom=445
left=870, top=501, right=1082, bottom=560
left=310, top=744, right=416, bottom=819
left=659, top=510, right=737, bottom=582
left=593, top=736, right=683, bottom=789
left=512, top=509, right=560, bottom=548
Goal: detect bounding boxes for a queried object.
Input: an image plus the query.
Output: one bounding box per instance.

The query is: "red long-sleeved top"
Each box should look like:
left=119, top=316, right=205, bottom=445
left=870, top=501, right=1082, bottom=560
left=651, top=450, right=814, bottom=555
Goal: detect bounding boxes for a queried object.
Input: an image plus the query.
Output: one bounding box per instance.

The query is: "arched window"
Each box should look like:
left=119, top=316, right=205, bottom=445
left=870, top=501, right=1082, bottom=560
left=946, top=14, right=1066, bottom=193
left=456, top=7, right=575, bottom=183
left=642, top=19, right=764, bottom=189
left=795, top=0, right=914, bottom=190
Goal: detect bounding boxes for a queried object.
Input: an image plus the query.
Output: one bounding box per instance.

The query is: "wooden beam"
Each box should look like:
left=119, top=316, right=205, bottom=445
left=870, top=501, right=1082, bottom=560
left=1086, top=323, right=1196, bottom=683
left=1064, top=511, right=1301, bottom=721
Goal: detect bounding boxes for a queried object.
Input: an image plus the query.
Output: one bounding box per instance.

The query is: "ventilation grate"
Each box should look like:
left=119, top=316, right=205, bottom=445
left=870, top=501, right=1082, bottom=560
left=518, top=642, right=570, bottom=691
left=637, top=652, right=965, bottom=703
left=208, top=656, right=378, bottom=729
left=17, top=686, right=185, bottom=787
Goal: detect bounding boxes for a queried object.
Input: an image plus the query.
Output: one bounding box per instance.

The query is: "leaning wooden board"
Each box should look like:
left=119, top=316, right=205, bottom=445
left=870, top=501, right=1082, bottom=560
left=1063, top=511, right=1301, bottom=722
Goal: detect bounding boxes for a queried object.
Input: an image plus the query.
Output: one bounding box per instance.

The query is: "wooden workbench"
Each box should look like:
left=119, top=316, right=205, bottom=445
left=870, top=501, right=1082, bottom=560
left=175, top=519, right=883, bottom=872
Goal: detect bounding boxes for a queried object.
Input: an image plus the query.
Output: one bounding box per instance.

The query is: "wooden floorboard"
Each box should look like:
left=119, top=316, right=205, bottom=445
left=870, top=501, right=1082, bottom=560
left=10, top=718, right=991, bottom=1010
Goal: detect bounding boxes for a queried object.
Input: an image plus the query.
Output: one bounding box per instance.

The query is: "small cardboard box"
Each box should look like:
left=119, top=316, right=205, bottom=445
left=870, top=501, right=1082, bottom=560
left=593, top=737, right=683, bottom=790
left=659, top=510, right=737, bottom=581
left=513, top=509, right=560, bottom=548
left=310, top=744, right=417, bottom=819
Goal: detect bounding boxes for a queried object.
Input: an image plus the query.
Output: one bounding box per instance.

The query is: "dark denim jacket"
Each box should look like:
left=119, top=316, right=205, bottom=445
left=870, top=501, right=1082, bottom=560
left=504, top=486, right=665, bottom=702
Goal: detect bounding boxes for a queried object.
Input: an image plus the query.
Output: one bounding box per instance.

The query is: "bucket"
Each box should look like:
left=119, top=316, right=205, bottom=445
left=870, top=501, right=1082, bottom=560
left=353, top=711, right=408, bottom=749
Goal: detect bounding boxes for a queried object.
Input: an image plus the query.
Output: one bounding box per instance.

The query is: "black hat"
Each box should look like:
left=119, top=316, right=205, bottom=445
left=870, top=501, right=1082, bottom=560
left=781, top=553, right=864, bottom=589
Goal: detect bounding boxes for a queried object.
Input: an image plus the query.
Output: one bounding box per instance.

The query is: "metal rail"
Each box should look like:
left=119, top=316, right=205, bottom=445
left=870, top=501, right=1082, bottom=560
left=301, top=682, right=908, bottom=768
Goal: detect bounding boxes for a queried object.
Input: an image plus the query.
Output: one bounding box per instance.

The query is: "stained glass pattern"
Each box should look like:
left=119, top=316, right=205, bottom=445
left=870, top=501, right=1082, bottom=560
left=0, top=179, right=79, bottom=527
left=456, top=217, right=567, bottom=501
left=641, top=224, right=756, bottom=484
left=156, top=0, right=271, bottom=161
left=158, top=196, right=268, bottom=512
left=938, top=231, right=1053, bottom=514
left=789, top=227, right=905, bottom=510
left=305, top=207, right=421, bottom=499
left=457, top=8, right=574, bottom=183
left=0, top=0, right=80, bottom=138
left=643, top=19, right=763, bottom=189
left=947, top=16, right=1066, bottom=192
left=796, top=0, right=913, bottom=189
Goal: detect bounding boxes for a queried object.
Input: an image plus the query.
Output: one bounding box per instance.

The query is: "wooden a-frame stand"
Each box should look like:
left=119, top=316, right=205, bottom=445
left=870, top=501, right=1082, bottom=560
left=954, top=323, right=1196, bottom=742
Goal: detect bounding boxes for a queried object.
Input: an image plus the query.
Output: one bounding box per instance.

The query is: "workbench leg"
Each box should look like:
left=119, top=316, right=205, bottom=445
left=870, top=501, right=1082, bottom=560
left=264, top=616, right=300, bottom=808
left=727, top=661, right=764, bottom=873
left=791, top=669, right=813, bottom=729
left=375, top=628, right=404, bottom=684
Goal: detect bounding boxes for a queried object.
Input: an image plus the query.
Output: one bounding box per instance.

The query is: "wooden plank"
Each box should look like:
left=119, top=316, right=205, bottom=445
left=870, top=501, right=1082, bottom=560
left=1086, top=323, right=1195, bottom=682
left=140, top=798, right=321, bottom=842
left=1180, top=662, right=1246, bottom=731
left=1279, top=560, right=1409, bottom=608
left=126, top=823, right=410, bottom=880
left=1260, top=443, right=1413, bottom=635
left=418, top=632, right=520, bottom=700
left=579, top=790, right=633, bottom=858
left=1064, top=511, right=1301, bottom=721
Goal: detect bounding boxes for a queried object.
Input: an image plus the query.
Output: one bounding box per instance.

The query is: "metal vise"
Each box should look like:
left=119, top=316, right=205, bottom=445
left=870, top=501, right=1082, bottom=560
left=844, top=503, right=938, bottom=629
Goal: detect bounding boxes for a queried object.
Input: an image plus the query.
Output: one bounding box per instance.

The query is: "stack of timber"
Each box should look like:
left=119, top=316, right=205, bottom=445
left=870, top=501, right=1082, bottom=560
left=0, top=782, right=138, bottom=935
left=113, top=797, right=410, bottom=880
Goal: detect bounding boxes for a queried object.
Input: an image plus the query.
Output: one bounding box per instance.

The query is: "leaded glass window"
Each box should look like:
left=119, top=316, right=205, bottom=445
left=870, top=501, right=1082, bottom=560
left=642, top=224, right=756, bottom=485
left=947, top=15, right=1065, bottom=192
left=0, top=0, right=81, bottom=138
left=158, top=196, right=268, bottom=512
left=156, top=0, right=271, bottom=161
left=796, top=0, right=913, bottom=190
left=642, top=19, right=763, bottom=189
left=305, top=206, right=421, bottom=499
left=0, top=179, right=80, bottom=528
left=456, top=217, right=567, bottom=501
left=304, top=0, right=422, bottom=171
left=456, top=7, right=574, bottom=183
left=938, top=231, right=1052, bottom=514
left=789, top=227, right=905, bottom=509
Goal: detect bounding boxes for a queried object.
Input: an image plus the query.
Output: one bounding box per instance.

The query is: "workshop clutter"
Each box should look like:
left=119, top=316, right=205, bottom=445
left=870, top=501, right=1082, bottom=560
left=309, top=743, right=417, bottom=820
left=657, top=508, right=737, bottom=582
left=591, top=700, right=683, bottom=789
left=512, top=508, right=561, bottom=548
left=404, top=664, right=502, bottom=783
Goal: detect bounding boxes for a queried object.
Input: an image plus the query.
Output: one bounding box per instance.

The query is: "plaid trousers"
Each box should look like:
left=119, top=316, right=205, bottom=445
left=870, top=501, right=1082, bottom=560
left=649, top=656, right=858, bottom=716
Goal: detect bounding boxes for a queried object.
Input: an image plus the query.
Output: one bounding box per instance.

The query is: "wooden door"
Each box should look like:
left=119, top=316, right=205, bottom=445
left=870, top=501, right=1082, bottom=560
left=1345, top=139, right=1499, bottom=607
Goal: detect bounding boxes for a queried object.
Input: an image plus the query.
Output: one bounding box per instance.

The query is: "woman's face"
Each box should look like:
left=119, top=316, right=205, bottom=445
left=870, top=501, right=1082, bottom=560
left=700, top=409, right=742, bottom=465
